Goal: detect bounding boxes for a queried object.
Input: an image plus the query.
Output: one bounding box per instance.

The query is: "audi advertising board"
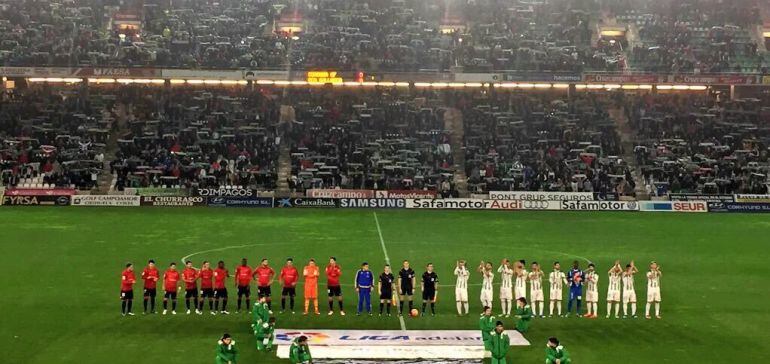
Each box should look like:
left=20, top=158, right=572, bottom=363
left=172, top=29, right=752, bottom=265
left=560, top=200, right=639, bottom=211
left=489, top=191, right=593, bottom=201
left=339, top=198, right=406, bottom=208
left=207, top=197, right=273, bottom=208
left=405, top=199, right=562, bottom=210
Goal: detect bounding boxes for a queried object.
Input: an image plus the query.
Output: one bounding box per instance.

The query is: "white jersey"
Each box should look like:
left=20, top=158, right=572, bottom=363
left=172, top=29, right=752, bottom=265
left=622, top=273, right=635, bottom=293
left=549, top=271, right=566, bottom=291
left=529, top=271, right=543, bottom=292
left=515, top=269, right=528, bottom=291
left=482, top=271, right=494, bottom=291
left=608, top=271, right=622, bottom=292
left=646, top=271, right=661, bottom=290
left=497, top=266, right=513, bottom=290
left=586, top=271, right=599, bottom=293
left=454, top=267, right=470, bottom=290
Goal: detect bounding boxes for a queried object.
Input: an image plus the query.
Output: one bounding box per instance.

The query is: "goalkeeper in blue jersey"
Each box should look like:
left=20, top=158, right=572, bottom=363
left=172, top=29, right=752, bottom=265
left=355, top=262, right=374, bottom=316
left=565, top=260, right=584, bottom=317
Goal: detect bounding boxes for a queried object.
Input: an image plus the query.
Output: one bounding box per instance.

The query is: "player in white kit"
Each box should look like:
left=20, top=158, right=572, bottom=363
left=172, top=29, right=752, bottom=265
left=622, top=261, right=638, bottom=318
left=497, top=259, right=513, bottom=317
left=548, top=262, right=568, bottom=317
left=453, top=260, right=470, bottom=315
left=514, top=260, right=528, bottom=301
left=584, top=263, right=599, bottom=318
left=478, top=261, right=494, bottom=310
left=606, top=260, right=622, bottom=318
left=645, top=261, right=662, bottom=319
left=528, top=262, right=545, bottom=318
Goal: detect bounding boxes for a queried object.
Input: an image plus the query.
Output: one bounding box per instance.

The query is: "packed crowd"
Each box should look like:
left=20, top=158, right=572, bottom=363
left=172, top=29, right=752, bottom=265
left=461, top=92, right=633, bottom=196
left=627, top=93, right=770, bottom=195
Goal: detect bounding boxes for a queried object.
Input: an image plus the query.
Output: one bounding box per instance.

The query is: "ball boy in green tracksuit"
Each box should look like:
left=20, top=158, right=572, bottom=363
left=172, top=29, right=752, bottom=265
left=215, top=333, right=238, bottom=364
left=252, top=297, right=270, bottom=328
left=488, top=321, right=510, bottom=364
left=255, top=317, right=276, bottom=351
left=478, top=306, right=496, bottom=350
left=514, top=297, right=533, bottom=332
left=546, top=337, right=571, bottom=364
left=290, top=335, right=313, bottom=363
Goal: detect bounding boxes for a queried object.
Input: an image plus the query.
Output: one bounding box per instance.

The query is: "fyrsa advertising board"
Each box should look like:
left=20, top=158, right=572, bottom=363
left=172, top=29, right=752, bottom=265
left=489, top=191, right=593, bottom=201
left=71, top=195, right=141, bottom=207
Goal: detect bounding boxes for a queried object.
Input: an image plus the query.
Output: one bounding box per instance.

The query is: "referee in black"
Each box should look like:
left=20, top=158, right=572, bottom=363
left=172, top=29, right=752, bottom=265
left=421, top=263, right=439, bottom=316
left=397, top=260, right=416, bottom=316
left=378, top=264, right=395, bottom=316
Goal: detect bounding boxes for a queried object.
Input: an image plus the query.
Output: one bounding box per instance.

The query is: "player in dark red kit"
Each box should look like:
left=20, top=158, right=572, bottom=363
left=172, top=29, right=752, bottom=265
left=214, top=260, right=230, bottom=314
left=141, top=259, right=160, bottom=314
left=279, top=258, right=299, bottom=314
left=234, top=258, right=252, bottom=313
left=182, top=260, right=200, bottom=314
left=325, top=257, right=345, bottom=315
left=120, top=263, right=136, bottom=316
left=253, top=259, right=275, bottom=310
left=162, top=262, right=180, bottom=315
left=199, top=261, right=216, bottom=315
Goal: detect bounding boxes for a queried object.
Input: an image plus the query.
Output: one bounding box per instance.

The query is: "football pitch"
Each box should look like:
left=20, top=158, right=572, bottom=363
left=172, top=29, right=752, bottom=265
left=0, top=207, right=768, bottom=363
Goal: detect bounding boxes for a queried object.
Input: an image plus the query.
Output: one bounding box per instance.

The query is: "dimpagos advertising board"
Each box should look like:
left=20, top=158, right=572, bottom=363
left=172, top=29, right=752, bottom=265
left=560, top=200, right=639, bottom=211
left=489, top=191, right=593, bottom=201
left=195, top=187, right=257, bottom=197
left=140, top=196, right=206, bottom=207
left=71, top=195, right=141, bottom=207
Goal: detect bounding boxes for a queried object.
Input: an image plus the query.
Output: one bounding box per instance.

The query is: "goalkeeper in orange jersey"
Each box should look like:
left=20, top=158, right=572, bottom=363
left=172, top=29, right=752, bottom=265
left=303, top=259, right=320, bottom=315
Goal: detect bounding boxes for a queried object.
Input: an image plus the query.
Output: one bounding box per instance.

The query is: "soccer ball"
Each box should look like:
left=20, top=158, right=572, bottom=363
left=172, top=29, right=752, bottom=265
left=410, top=308, right=420, bottom=317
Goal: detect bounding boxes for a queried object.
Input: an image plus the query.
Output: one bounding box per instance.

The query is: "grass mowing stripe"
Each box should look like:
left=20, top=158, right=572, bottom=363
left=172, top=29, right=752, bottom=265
left=373, top=211, right=406, bottom=331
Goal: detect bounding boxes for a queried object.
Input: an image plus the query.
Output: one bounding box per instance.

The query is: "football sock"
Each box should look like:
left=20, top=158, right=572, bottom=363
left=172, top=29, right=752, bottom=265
left=185, top=299, right=191, bottom=310
left=399, top=301, right=404, bottom=313
left=430, top=302, right=435, bottom=314
left=606, top=303, right=612, bottom=316
left=172, top=300, right=177, bottom=310
left=576, top=299, right=581, bottom=313
left=655, top=303, right=660, bottom=316
left=304, top=299, right=309, bottom=313
left=163, top=300, right=168, bottom=310
left=150, top=298, right=155, bottom=312
left=338, top=300, right=343, bottom=311
left=550, top=301, right=555, bottom=315
left=614, top=303, right=620, bottom=317
left=408, top=301, right=413, bottom=311
left=623, top=303, right=628, bottom=316
left=387, top=302, right=391, bottom=315
left=540, top=303, right=545, bottom=316
left=290, top=297, right=295, bottom=310
left=557, top=302, right=562, bottom=315
left=422, top=302, right=427, bottom=313
left=645, top=303, right=651, bottom=316
left=143, top=298, right=148, bottom=312
left=463, top=302, right=468, bottom=314
left=222, top=299, right=227, bottom=311
left=214, top=300, right=219, bottom=311
left=281, top=298, right=286, bottom=310
left=246, top=299, right=251, bottom=310
left=567, top=299, right=573, bottom=312
left=121, top=300, right=126, bottom=314
left=313, top=299, right=319, bottom=312
left=380, top=302, right=384, bottom=314
left=127, top=300, right=132, bottom=313
left=631, top=304, right=637, bottom=316
left=237, top=298, right=242, bottom=311
left=456, top=301, right=463, bottom=315
left=329, top=300, right=334, bottom=311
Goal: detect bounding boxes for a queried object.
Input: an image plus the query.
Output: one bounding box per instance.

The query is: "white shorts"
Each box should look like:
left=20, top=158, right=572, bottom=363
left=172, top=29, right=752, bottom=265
left=606, top=290, right=620, bottom=302
left=647, top=288, right=661, bottom=302
left=499, top=288, right=512, bottom=300
left=515, top=287, right=526, bottom=300
left=480, top=289, right=493, bottom=302
left=549, top=289, right=562, bottom=301
left=623, top=290, right=636, bottom=303
left=530, top=289, right=544, bottom=302
left=586, top=290, right=598, bottom=303
left=455, top=288, right=468, bottom=302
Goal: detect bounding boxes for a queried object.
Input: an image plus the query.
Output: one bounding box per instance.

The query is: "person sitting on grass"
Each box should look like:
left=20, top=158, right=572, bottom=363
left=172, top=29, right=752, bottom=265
left=514, top=297, right=532, bottom=332
left=479, top=306, right=496, bottom=351
left=215, top=333, right=238, bottom=364
left=290, top=335, right=312, bottom=364
left=546, top=336, right=571, bottom=364
left=256, top=317, right=276, bottom=352
left=489, top=321, right=510, bottom=364
left=252, top=296, right=271, bottom=329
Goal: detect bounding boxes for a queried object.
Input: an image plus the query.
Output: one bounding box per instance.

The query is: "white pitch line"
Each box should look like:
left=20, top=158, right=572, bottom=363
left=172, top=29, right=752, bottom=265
left=373, top=211, right=406, bottom=331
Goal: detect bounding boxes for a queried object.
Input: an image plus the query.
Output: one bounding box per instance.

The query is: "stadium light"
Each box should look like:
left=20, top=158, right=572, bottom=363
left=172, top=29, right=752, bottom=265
left=377, top=81, right=396, bottom=87
left=657, top=85, right=673, bottom=90
left=533, top=83, right=552, bottom=89
left=431, top=82, right=449, bottom=88
left=169, top=79, right=186, bottom=84
left=586, top=84, right=604, bottom=89
left=518, top=83, right=535, bottom=88
left=552, top=83, right=570, bottom=89
left=604, top=84, right=622, bottom=89
left=203, top=80, right=222, bottom=85
left=672, top=85, right=690, bottom=90
left=88, top=78, right=116, bottom=84
left=256, top=80, right=275, bottom=85
left=621, top=84, right=639, bottom=90
left=464, top=82, right=484, bottom=88
left=186, top=79, right=204, bottom=85
left=574, top=84, right=587, bottom=89
left=395, top=82, right=410, bottom=87
left=638, top=84, right=653, bottom=89
left=273, top=80, right=291, bottom=85
left=688, top=85, right=707, bottom=91
left=414, top=82, right=432, bottom=87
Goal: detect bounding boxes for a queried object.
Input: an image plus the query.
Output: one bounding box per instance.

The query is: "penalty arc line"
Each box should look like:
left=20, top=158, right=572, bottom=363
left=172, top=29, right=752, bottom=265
left=373, top=211, right=406, bottom=331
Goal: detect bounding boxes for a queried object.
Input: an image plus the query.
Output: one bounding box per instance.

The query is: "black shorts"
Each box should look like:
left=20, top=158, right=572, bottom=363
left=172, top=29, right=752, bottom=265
left=143, top=288, right=157, bottom=298
left=214, top=288, right=228, bottom=299
left=422, top=289, right=436, bottom=301
left=121, top=290, right=134, bottom=300
left=282, top=287, right=296, bottom=297
left=201, top=288, right=214, bottom=298
left=164, top=291, right=177, bottom=300
left=400, top=286, right=414, bottom=296
left=185, top=289, right=198, bottom=299
left=380, top=290, right=393, bottom=300
left=327, top=285, right=342, bottom=297
left=258, top=286, right=271, bottom=298
left=237, top=285, right=250, bottom=296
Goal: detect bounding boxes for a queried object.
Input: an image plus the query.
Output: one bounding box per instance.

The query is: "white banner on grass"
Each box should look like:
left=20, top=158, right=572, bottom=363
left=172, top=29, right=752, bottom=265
left=274, top=329, right=529, bottom=347
left=489, top=191, right=593, bottom=201
left=71, top=195, right=141, bottom=207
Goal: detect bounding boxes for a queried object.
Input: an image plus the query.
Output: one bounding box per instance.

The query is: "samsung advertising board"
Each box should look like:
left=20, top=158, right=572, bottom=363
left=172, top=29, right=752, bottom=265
left=207, top=197, right=273, bottom=208
left=339, top=198, right=406, bottom=208
left=489, top=191, right=593, bottom=201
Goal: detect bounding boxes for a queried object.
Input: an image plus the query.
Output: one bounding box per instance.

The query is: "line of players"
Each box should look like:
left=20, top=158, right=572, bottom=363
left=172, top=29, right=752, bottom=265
left=119, top=256, right=662, bottom=319
left=468, top=259, right=663, bottom=319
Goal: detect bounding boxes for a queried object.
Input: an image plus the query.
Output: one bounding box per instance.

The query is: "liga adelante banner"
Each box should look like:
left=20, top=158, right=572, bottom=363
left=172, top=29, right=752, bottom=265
left=71, top=195, right=141, bottom=207
left=489, top=191, right=593, bottom=201
left=274, top=329, right=528, bottom=347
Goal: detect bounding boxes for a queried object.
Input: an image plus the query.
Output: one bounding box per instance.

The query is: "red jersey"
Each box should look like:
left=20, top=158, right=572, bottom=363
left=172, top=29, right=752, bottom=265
left=325, top=264, right=341, bottom=286
left=280, top=266, right=299, bottom=287
left=121, top=269, right=136, bottom=291
left=182, top=267, right=198, bottom=290
left=163, top=269, right=180, bottom=292
left=141, top=266, right=160, bottom=289
left=235, top=265, right=252, bottom=287
left=214, top=268, right=229, bottom=289
left=199, top=268, right=214, bottom=289
left=253, top=265, right=275, bottom=287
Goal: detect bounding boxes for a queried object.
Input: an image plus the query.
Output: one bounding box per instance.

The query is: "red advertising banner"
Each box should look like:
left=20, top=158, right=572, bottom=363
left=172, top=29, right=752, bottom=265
left=671, top=75, right=758, bottom=85
left=5, top=188, right=77, bottom=196
left=583, top=74, right=665, bottom=83
left=307, top=189, right=375, bottom=198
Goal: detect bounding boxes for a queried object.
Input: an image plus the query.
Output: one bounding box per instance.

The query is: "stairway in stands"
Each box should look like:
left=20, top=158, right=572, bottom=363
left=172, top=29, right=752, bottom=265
left=274, top=105, right=294, bottom=196
left=95, top=102, right=128, bottom=194
left=444, top=108, right=468, bottom=197
left=608, top=105, right=648, bottom=199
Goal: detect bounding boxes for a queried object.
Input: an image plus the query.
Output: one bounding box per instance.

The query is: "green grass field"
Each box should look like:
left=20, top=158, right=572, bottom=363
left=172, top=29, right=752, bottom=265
left=0, top=207, right=768, bottom=363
